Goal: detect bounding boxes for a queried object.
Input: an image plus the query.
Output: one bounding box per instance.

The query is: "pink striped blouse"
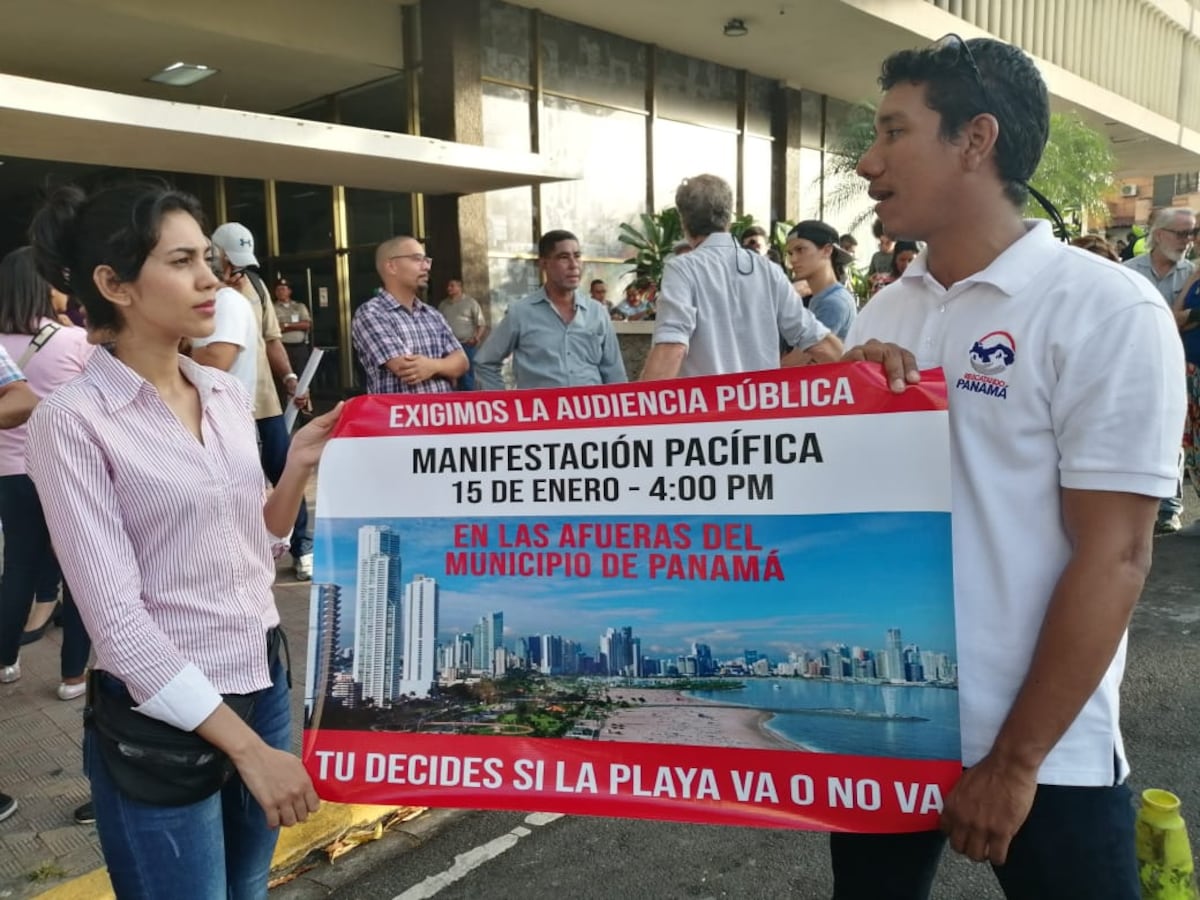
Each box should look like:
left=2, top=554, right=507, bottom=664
left=26, top=349, right=280, bottom=732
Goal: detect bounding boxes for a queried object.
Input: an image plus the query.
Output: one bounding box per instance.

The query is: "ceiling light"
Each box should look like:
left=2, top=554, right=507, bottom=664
left=723, top=18, right=749, bottom=37
left=147, top=62, right=218, bottom=87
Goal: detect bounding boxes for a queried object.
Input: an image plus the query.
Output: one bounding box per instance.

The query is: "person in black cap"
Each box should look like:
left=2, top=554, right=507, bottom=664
left=784, top=220, right=858, bottom=341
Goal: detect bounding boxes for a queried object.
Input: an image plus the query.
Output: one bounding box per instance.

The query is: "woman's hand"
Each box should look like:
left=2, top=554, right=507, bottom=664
left=287, top=402, right=344, bottom=470
left=233, top=744, right=321, bottom=829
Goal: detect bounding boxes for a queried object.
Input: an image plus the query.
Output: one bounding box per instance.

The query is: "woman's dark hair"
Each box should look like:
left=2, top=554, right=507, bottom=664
left=28, top=181, right=206, bottom=335
left=0, top=246, right=56, bottom=336
left=890, top=241, right=920, bottom=276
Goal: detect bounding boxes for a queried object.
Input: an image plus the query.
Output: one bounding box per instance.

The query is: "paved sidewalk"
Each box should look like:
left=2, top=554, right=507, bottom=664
left=0, top=541, right=338, bottom=899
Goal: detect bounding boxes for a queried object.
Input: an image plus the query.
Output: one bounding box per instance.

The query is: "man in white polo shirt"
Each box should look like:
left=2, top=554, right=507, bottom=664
left=839, top=36, right=1185, bottom=899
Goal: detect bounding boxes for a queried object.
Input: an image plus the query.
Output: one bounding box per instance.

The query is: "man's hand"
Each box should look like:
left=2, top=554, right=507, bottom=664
left=842, top=339, right=922, bottom=393
left=941, top=753, right=1038, bottom=864
left=395, top=353, right=440, bottom=385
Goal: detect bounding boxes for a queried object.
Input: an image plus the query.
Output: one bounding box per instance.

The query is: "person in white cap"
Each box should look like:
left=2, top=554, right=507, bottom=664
left=210, top=223, right=313, bottom=581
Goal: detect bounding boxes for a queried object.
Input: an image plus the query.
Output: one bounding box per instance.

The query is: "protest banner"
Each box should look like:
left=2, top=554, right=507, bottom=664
left=302, top=363, right=958, bottom=832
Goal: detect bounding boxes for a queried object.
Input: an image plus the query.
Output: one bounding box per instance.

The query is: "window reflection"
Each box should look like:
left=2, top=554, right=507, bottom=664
left=486, top=256, right=541, bottom=322
left=481, top=0, right=531, bottom=84
left=653, top=120, right=737, bottom=211
left=276, top=182, right=333, bottom=254
left=798, top=148, right=824, bottom=221
left=541, top=15, right=646, bottom=109
left=224, top=178, right=268, bottom=246
left=339, top=75, right=407, bottom=134
left=744, top=136, right=773, bottom=224
left=655, top=50, right=738, bottom=130
left=541, top=96, right=646, bottom=258
left=346, top=188, right=412, bottom=247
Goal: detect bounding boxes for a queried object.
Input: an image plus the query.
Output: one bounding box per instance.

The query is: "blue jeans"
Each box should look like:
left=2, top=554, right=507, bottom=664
left=459, top=343, right=477, bottom=392
left=830, top=781, right=1139, bottom=899
left=85, top=658, right=292, bottom=900
left=256, top=415, right=311, bottom=558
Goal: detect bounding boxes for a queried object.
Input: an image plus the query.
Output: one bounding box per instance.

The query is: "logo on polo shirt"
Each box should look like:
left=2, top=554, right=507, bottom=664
left=957, top=331, right=1015, bottom=399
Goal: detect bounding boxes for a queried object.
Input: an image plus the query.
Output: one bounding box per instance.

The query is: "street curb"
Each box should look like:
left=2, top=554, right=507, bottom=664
left=32, top=802, right=420, bottom=899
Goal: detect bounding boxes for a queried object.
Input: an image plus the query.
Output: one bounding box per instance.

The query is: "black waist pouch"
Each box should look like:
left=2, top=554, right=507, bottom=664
left=84, top=628, right=285, bottom=806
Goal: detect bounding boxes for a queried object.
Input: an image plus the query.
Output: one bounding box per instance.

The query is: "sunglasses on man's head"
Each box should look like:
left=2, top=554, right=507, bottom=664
left=931, top=33, right=1070, bottom=242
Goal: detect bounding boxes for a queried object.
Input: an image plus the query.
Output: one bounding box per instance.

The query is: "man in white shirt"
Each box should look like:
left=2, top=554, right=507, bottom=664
left=641, top=174, right=841, bottom=380
left=191, top=286, right=259, bottom=398
left=839, top=35, right=1185, bottom=899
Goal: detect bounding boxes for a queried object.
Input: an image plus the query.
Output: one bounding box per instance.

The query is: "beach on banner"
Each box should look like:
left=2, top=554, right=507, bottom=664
left=598, top=689, right=808, bottom=751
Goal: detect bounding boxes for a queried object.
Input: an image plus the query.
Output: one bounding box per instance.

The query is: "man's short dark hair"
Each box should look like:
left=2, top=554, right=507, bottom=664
left=741, top=225, right=768, bottom=242
left=538, top=230, right=578, bottom=258
left=879, top=37, right=1049, bottom=208
left=590, top=278, right=605, bottom=288
left=839, top=234, right=857, bottom=247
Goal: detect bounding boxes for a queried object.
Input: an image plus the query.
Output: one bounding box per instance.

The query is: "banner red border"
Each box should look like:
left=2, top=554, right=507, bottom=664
left=332, top=363, right=947, bottom=439
left=303, top=730, right=960, bottom=833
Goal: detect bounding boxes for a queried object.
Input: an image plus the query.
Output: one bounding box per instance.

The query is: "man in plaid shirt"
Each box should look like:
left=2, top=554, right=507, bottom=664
left=351, top=236, right=468, bottom=394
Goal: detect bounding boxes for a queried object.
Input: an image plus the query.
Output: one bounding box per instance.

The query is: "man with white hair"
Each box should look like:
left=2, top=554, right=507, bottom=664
left=641, top=174, right=841, bottom=379
left=1124, top=207, right=1194, bottom=533
left=1124, top=208, right=1195, bottom=305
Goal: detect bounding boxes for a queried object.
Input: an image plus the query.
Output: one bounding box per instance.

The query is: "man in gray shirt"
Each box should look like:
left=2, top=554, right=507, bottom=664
left=476, top=230, right=627, bottom=390
left=1123, top=207, right=1195, bottom=304
left=1123, top=206, right=1194, bottom=533
left=642, top=174, right=841, bottom=380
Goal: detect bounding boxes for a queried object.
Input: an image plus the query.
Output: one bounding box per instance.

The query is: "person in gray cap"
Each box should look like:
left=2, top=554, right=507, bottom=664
left=211, top=223, right=313, bottom=581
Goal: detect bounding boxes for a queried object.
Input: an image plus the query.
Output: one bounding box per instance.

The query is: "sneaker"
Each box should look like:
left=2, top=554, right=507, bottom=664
left=1155, top=514, right=1183, bottom=535
left=73, top=802, right=95, bottom=825
left=0, top=662, right=19, bottom=684
left=0, top=793, right=17, bottom=823
left=57, top=681, right=87, bottom=701
left=295, top=553, right=313, bottom=581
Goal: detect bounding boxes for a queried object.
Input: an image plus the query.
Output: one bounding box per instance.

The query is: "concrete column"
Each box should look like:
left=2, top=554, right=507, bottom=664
left=419, top=0, right=490, bottom=309
left=772, top=87, right=804, bottom=225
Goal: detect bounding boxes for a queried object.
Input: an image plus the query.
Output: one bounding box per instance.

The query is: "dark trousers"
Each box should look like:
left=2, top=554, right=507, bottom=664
left=0, top=474, right=91, bottom=677
left=830, top=782, right=1139, bottom=900
left=458, top=343, right=477, bottom=391
left=256, top=415, right=311, bottom=559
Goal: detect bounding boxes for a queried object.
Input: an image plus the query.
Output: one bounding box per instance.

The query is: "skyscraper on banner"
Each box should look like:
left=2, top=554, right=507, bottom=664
left=354, top=525, right=402, bottom=706
left=401, top=575, right=439, bottom=698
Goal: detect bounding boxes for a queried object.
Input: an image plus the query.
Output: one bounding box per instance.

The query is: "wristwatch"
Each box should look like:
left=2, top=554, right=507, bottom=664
left=283, top=373, right=299, bottom=393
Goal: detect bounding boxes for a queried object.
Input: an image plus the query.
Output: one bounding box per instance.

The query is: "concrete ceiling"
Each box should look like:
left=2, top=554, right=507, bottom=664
left=0, top=74, right=577, bottom=195
left=512, top=0, right=1200, bottom=176
left=0, top=0, right=1195, bottom=185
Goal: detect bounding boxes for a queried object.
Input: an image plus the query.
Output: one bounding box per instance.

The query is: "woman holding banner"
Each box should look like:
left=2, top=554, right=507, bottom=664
left=25, top=180, right=342, bottom=899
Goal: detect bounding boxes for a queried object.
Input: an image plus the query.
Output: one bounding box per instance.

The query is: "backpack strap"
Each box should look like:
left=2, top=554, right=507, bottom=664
left=16, top=322, right=62, bottom=370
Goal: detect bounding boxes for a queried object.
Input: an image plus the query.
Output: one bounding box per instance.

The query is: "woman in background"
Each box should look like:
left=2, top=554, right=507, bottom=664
left=869, top=240, right=920, bottom=297
left=0, top=246, right=93, bottom=699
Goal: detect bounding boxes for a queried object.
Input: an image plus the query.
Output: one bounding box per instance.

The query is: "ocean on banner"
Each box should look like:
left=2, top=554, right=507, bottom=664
left=688, top=678, right=960, bottom=761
